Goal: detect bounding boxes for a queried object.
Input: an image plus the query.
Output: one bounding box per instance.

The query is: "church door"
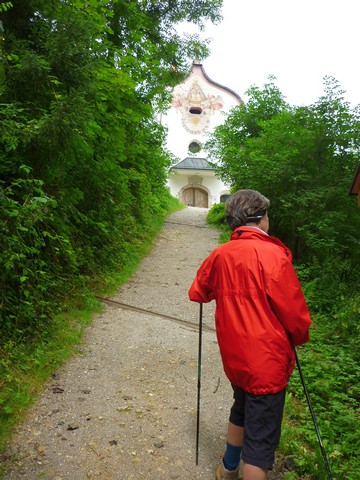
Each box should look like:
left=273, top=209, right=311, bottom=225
left=182, top=187, right=208, bottom=208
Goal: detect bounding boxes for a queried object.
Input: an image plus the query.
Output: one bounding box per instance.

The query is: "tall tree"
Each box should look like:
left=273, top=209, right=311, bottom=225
left=206, top=76, right=360, bottom=310
left=0, top=0, right=223, bottom=337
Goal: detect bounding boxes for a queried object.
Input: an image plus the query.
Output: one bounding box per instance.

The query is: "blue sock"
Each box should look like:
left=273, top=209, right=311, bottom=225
left=223, top=442, right=242, bottom=471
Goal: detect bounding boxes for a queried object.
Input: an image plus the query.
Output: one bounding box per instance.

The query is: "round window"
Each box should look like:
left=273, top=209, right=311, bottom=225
left=188, top=141, right=202, bottom=154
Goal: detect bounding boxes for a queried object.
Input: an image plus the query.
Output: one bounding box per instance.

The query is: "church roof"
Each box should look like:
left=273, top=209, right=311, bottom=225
left=192, top=59, right=242, bottom=103
left=171, top=157, right=215, bottom=170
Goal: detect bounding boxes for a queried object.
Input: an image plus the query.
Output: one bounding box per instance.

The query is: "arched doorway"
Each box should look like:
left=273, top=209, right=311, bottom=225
left=182, top=187, right=208, bottom=208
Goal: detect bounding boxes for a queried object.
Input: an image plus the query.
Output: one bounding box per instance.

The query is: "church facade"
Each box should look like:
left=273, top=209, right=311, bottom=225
left=162, top=60, right=242, bottom=208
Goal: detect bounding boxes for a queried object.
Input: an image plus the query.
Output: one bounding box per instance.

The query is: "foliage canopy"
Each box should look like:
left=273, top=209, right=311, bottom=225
left=0, top=0, right=222, bottom=337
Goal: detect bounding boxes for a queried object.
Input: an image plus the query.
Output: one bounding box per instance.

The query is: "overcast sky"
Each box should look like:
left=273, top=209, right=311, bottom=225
left=180, top=0, right=359, bottom=108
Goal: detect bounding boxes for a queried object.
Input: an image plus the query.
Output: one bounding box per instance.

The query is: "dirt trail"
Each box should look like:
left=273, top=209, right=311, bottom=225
left=2, top=208, right=286, bottom=480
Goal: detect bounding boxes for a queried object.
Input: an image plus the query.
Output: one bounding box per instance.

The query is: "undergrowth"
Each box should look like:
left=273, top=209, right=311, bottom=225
left=282, top=312, right=359, bottom=479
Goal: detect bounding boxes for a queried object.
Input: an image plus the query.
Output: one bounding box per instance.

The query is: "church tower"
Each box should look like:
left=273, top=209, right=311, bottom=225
left=163, top=60, right=242, bottom=208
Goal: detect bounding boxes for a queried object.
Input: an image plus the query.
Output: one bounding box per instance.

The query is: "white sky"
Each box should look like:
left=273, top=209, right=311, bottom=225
left=179, top=0, right=359, bottom=107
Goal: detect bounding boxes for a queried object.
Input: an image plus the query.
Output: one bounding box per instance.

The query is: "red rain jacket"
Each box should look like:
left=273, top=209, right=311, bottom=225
left=188, top=227, right=311, bottom=395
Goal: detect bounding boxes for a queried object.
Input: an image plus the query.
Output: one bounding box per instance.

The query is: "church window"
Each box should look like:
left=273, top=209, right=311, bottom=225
left=188, top=141, right=202, bottom=154
left=189, top=107, right=202, bottom=115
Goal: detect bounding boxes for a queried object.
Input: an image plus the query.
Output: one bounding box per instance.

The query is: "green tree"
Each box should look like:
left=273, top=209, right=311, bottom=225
left=207, top=77, right=360, bottom=291
left=0, top=0, right=223, bottom=338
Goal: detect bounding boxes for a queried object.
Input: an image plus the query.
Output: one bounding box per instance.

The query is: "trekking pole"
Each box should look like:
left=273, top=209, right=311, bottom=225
left=294, top=347, right=333, bottom=480
left=195, top=303, right=203, bottom=465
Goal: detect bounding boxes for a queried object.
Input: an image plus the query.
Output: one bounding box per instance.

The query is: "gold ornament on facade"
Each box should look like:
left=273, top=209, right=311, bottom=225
left=172, top=78, right=224, bottom=134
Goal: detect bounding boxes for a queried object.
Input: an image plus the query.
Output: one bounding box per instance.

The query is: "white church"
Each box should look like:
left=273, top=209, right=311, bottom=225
left=162, top=60, right=242, bottom=208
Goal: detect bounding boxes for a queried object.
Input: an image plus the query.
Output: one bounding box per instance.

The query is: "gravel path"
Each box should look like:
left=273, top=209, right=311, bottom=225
left=3, top=208, right=286, bottom=480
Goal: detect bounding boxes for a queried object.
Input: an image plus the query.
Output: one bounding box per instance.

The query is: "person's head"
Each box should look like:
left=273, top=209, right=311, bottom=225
left=225, top=189, right=270, bottom=232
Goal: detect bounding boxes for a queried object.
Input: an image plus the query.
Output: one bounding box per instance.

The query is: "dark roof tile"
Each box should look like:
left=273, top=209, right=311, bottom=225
left=171, top=157, right=214, bottom=170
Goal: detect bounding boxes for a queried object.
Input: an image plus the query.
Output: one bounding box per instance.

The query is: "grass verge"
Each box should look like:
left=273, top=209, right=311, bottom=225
left=0, top=296, right=101, bottom=475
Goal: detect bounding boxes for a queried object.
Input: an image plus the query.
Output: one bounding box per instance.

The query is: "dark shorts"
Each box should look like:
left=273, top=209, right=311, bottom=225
left=229, top=385, right=286, bottom=470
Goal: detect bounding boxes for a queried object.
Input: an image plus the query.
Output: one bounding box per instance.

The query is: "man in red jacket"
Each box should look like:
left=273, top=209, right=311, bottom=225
left=188, top=190, right=312, bottom=480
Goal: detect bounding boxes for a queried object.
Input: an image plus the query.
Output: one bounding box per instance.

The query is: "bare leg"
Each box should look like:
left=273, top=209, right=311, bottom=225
left=243, top=463, right=267, bottom=480
left=227, top=421, right=244, bottom=446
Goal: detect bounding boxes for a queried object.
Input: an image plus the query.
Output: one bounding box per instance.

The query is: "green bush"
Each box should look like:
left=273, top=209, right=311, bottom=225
left=0, top=169, right=84, bottom=339
left=207, top=202, right=226, bottom=227
left=286, top=311, right=360, bottom=479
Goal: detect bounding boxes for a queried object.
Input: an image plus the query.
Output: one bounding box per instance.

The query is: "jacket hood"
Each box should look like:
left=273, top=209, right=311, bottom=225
left=231, top=227, right=292, bottom=261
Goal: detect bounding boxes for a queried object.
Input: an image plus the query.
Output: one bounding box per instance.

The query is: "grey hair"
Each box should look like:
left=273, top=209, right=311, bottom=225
left=225, top=189, right=270, bottom=231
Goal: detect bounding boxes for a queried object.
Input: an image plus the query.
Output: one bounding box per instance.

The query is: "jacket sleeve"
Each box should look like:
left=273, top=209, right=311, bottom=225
left=267, top=256, right=312, bottom=346
left=188, top=253, right=216, bottom=304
